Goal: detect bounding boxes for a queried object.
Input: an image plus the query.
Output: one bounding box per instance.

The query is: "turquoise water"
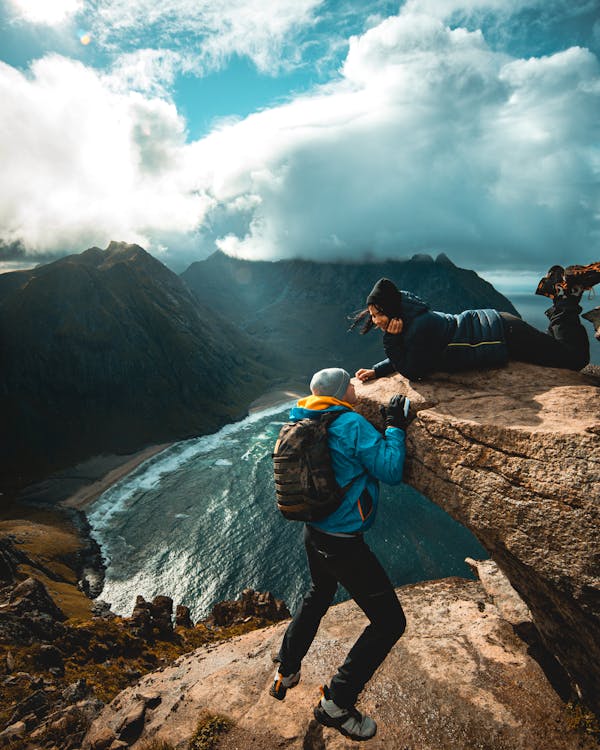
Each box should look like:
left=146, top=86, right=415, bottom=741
left=88, top=402, right=488, bottom=621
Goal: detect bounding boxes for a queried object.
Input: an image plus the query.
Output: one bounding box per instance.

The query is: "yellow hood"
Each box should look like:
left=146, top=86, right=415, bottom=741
left=296, top=395, right=355, bottom=411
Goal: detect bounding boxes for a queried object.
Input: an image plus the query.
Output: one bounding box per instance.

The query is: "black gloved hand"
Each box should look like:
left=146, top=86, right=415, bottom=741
left=385, top=394, right=410, bottom=430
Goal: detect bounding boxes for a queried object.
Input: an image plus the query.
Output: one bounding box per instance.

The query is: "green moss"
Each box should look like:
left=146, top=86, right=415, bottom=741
left=564, top=699, right=600, bottom=738
left=188, top=713, right=232, bottom=750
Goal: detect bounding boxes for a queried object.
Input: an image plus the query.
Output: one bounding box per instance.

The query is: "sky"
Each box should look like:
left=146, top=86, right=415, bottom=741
left=0, top=0, right=599, bottom=283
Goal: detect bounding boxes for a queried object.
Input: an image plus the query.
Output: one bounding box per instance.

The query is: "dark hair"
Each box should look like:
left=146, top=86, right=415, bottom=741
left=349, top=307, right=378, bottom=334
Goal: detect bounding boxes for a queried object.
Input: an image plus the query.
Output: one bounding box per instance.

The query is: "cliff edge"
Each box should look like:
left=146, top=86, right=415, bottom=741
left=355, top=362, right=600, bottom=716
left=83, top=573, right=595, bottom=750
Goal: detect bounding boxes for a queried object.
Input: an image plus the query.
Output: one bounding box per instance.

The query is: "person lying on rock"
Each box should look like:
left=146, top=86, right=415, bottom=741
left=270, top=367, right=408, bottom=742
left=353, top=262, right=600, bottom=383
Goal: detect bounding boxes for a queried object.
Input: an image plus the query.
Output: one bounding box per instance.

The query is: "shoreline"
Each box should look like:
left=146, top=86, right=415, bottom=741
left=4, top=385, right=305, bottom=538
left=248, top=387, right=303, bottom=413
left=60, top=443, right=172, bottom=511
left=59, top=387, right=304, bottom=512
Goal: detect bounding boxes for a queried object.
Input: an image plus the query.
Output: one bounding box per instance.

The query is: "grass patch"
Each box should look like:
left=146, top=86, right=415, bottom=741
left=564, top=699, right=600, bottom=738
left=188, top=713, right=232, bottom=750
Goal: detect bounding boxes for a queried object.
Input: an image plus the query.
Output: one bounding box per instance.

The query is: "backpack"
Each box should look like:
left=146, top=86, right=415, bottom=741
left=272, top=410, right=359, bottom=522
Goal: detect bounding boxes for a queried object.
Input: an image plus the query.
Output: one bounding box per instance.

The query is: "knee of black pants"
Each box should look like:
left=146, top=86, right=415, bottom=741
left=384, top=608, right=406, bottom=644
left=369, top=600, right=406, bottom=645
left=303, top=582, right=336, bottom=613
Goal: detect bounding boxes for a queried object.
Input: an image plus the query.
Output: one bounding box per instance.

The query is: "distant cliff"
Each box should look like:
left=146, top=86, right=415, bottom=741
left=0, top=242, right=275, bottom=486
left=181, top=251, right=519, bottom=377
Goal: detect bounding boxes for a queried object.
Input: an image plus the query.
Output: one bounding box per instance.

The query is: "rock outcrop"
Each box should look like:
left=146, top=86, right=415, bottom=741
left=83, top=572, right=596, bottom=750
left=355, top=362, right=600, bottom=715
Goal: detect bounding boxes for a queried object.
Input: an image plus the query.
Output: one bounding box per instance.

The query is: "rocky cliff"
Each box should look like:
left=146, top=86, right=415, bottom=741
left=82, top=569, right=596, bottom=750
left=355, top=362, right=600, bottom=717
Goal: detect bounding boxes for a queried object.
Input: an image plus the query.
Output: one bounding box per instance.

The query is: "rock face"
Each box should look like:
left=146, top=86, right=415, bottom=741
left=0, top=242, right=274, bottom=487
left=83, top=575, right=596, bottom=750
left=354, top=362, right=600, bottom=715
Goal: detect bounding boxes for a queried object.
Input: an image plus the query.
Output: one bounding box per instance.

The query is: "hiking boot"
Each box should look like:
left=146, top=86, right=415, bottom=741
left=582, top=306, right=600, bottom=341
left=313, top=685, right=377, bottom=741
left=269, top=669, right=300, bottom=700
left=565, top=262, right=600, bottom=296
left=536, top=265, right=567, bottom=299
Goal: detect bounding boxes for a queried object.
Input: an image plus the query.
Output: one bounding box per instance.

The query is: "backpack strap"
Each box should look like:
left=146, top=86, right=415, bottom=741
left=313, top=409, right=367, bottom=495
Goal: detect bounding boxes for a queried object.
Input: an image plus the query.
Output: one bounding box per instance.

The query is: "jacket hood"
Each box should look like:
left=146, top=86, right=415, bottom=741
left=290, top=395, right=353, bottom=421
left=399, top=290, right=430, bottom=321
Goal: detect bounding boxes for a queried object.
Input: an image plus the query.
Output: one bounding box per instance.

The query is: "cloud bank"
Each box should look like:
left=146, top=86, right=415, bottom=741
left=0, top=3, right=598, bottom=271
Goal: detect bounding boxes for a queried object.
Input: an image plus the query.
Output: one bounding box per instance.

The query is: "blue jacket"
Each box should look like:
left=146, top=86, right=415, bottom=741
left=373, top=291, right=508, bottom=381
left=289, top=396, right=405, bottom=534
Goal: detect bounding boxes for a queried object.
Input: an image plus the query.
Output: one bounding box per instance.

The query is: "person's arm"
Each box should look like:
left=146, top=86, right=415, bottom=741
left=355, top=318, right=404, bottom=381
left=342, top=401, right=408, bottom=485
left=356, top=357, right=395, bottom=381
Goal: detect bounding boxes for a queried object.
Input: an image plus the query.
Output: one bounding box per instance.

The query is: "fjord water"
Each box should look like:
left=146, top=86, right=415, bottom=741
left=88, top=402, right=487, bottom=621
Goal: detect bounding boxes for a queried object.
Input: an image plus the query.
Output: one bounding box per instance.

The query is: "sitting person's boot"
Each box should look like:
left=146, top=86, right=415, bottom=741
left=582, top=306, right=600, bottom=340
left=313, top=685, right=377, bottom=741
left=536, top=265, right=567, bottom=299
left=269, top=668, right=300, bottom=700
left=565, top=262, right=600, bottom=296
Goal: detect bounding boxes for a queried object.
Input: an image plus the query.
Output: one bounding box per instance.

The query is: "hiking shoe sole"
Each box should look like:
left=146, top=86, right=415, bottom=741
left=313, top=703, right=377, bottom=741
left=536, top=265, right=566, bottom=299
left=565, top=262, right=600, bottom=292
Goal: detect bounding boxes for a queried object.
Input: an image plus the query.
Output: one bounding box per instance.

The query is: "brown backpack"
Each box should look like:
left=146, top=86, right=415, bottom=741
left=272, top=411, right=360, bottom=521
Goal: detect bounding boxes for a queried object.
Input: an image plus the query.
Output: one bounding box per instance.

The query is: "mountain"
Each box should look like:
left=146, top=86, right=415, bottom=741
left=0, top=242, right=275, bottom=487
left=181, top=251, right=520, bottom=378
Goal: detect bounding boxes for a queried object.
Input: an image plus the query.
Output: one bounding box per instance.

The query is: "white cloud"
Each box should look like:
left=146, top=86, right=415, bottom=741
left=0, top=9, right=598, bottom=271
left=8, top=0, right=82, bottom=25
left=0, top=55, right=209, bottom=255
left=91, top=0, right=324, bottom=75
left=186, top=12, right=599, bottom=269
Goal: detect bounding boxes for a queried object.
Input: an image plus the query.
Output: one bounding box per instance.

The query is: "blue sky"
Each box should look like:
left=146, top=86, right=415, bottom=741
left=0, top=0, right=599, bottom=282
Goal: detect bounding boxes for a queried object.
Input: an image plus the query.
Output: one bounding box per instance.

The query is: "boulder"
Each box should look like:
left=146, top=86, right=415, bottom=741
left=211, top=589, right=290, bottom=626
left=354, top=363, right=600, bottom=714
left=150, top=595, right=173, bottom=636
left=8, top=577, right=66, bottom=621
left=175, top=604, right=193, bottom=629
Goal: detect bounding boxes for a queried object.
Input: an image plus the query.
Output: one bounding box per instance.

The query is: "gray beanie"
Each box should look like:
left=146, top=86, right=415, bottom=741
left=310, top=368, right=351, bottom=399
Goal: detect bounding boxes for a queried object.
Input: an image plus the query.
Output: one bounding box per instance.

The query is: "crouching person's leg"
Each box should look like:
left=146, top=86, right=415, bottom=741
left=314, top=536, right=406, bottom=741
left=271, top=525, right=338, bottom=700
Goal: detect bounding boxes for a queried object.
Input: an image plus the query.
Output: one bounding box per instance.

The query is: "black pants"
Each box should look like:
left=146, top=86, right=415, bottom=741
left=277, top=525, right=406, bottom=709
left=500, top=303, right=589, bottom=371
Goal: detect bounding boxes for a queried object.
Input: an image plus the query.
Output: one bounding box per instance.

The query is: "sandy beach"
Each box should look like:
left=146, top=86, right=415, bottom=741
left=60, top=443, right=172, bottom=511
left=21, top=388, right=306, bottom=515
left=248, top=387, right=303, bottom=413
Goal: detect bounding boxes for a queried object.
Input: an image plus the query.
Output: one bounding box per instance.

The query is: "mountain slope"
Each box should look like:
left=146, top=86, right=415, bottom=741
left=0, top=242, right=274, bottom=486
left=181, top=251, right=520, bottom=378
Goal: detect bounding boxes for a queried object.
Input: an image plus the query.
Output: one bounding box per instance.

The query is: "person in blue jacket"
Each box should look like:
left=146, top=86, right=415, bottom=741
left=270, top=367, right=408, bottom=742
left=355, top=264, right=598, bottom=383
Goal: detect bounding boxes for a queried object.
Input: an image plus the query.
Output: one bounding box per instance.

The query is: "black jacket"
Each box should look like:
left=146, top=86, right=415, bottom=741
left=372, top=291, right=508, bottom=381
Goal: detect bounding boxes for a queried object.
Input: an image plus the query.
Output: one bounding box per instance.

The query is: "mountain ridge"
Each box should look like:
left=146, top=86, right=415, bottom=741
left=0, top=242, right=275, bottom=487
